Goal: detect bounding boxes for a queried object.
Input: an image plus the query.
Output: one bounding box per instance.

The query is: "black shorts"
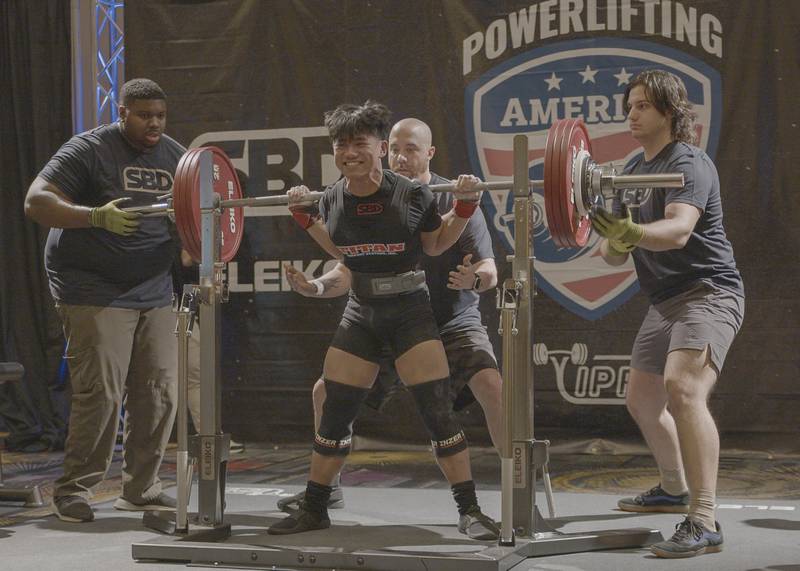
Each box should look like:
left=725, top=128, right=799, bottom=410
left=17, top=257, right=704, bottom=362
left=330, top=288, right=440, bottom=364
left=363, top=321, right=498, bottom=412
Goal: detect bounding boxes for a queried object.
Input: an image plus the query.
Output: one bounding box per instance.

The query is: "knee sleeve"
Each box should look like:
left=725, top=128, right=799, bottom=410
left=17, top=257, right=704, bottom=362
left=409, top=378, right=467, bottom=457
left=314, top=379, right=368, bottom=456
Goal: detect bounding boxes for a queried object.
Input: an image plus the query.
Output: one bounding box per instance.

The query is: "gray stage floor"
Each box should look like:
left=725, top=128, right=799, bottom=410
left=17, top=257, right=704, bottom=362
left=3, top=483, right=798, bottom=571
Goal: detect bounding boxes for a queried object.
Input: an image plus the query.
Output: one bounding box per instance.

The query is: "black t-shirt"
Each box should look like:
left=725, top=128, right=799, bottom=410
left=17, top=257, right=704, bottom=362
left=624, top=141, right=744, bottom=304
left=319, top=170, right=441, bottom=274
left=421, top=173, right=495, bottom=331
left=39, top=123, right=186, bottom=308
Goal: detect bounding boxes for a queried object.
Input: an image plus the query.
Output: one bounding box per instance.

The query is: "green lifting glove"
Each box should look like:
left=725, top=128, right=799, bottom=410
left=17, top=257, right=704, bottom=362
left=590, top=205, right=645, bottom=245
left=89, top=198, right=141, bottom=236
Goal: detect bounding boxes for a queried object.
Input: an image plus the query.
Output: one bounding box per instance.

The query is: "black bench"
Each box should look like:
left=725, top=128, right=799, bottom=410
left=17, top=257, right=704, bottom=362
left=0, top=362, right=44, bottom=507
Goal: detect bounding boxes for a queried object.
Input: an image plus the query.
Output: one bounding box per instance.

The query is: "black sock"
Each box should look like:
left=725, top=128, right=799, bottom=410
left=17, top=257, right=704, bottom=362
left=451, top=480, right=479, bottom=516
left=301, top=480, right=332, bottom=514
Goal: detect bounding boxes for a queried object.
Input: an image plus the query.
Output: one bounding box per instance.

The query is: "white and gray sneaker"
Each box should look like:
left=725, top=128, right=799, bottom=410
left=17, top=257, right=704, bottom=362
left=113, top=492, right=176, bottom=511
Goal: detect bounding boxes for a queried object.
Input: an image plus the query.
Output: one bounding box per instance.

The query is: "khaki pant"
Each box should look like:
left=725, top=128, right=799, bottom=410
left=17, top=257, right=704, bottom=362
left=54, top=304, right=177, bottom=502
left=187, top=326, right=239, bottom=444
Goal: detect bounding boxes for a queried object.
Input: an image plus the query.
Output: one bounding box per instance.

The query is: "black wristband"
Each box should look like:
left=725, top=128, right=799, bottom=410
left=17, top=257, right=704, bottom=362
left=472, top=274, right=482, bottom=291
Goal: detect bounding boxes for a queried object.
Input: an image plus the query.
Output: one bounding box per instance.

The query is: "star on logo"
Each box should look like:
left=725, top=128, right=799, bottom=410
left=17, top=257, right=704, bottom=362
left=579, top=65, right=598, bottom=84
left=614, top=67, right=633, bottom=86
left=544, top=72, right=563, bottom=91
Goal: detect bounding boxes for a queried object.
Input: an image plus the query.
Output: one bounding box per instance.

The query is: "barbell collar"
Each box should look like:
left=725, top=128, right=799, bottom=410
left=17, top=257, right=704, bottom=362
left=612, top=173, right=684, bottom=189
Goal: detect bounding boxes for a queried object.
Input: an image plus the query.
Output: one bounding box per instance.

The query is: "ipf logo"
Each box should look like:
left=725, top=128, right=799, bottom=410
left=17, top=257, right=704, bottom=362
left=466, top=38, right=721, bottom=320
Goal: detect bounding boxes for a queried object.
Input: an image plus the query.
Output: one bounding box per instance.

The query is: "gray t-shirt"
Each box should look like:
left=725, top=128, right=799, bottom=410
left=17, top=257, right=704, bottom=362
left=624, top=141, right=744, bottom=304
left=39, top=123, right=185, bottom=309
left=421, top=173, right=495, bottom=332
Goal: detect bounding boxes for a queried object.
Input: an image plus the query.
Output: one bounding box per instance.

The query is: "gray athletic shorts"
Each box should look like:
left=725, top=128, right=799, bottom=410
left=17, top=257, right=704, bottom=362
left=631, top=281, right=745, bottom=376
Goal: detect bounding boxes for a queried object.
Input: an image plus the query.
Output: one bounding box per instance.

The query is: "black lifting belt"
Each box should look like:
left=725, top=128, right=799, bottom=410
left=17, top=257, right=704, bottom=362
left=350, top=270, right=426, bottom=298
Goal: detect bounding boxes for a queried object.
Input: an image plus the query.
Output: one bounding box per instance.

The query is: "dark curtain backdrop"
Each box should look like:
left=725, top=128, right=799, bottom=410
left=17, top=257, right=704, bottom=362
left=0, top=1, right=71, bottom=449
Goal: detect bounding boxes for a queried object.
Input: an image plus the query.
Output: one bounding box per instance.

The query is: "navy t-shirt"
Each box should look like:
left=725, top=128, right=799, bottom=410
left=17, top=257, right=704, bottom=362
left=624, top=141, right=744, bottom=304
left=319, top=170, right=441, bottom=274
left=421, top=173, right=495, bottom=331
left=39, top=122, right=186, bottom=308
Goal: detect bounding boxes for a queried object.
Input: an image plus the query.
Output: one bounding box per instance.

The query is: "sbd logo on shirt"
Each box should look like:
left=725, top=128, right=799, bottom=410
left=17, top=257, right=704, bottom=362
left=357, top=203, right=384, bottom=216
left=465, top=38, right=721, bottom=320
left=123, top=167, right=175, bottom=194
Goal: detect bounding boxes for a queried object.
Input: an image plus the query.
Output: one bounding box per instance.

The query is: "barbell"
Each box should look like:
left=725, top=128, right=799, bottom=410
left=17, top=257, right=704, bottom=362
left=128, top=118, right=684, bottom=262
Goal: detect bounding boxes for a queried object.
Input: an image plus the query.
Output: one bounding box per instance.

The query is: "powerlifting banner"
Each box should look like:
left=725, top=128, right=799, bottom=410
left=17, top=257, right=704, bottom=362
left=125, top=0, right=800, bottom=438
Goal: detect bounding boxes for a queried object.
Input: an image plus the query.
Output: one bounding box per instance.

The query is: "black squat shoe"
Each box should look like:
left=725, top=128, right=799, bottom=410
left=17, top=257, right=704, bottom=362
left=268, top=504, right=331, bottom=535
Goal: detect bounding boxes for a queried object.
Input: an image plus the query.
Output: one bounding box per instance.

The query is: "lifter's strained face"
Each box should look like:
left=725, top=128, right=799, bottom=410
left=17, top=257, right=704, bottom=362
left=333, top=133, right=386, bottom=179
left=388, top=126, right=434, bottom=181
left=120, top=98, right=167, bottom=149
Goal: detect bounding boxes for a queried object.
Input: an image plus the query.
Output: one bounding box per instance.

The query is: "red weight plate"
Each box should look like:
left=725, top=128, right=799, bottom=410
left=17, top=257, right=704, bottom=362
left=216, top=146, right=244, bottom=262
left=183, top=149, right=206, bottom=261
left=174, top=147, right=244, bottom=263
left=173, top=148, right=203, bottom=263
left=552, top=119, right=572, bottom=248
left=186, top=147, right=244, bottom=263
left=217, top=151, right=245, bottom=262
left=553, top=118, right=593, bottom=248
left=553, top=118, right=577, bottom=248
left=558, top=119, right=578, bottom=248
left=553, top=119, right=576, bottom=247
left=180, top=149, right=205, bottom=262
left=543, top=119, right=567, bottom=248
left=563, top=120, right=592, bottom=247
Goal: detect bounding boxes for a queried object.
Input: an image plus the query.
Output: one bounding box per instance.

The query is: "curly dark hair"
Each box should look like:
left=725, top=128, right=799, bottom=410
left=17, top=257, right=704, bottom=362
left=120, top=78, right=167, bottom=105
left=623, top=70, right=697, bottom=145
left=324, top=100, right=392, bottom=143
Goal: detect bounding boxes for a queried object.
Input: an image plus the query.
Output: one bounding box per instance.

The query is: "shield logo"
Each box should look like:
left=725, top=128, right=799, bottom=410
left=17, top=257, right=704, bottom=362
left=465, top=38, right=721, bottom=320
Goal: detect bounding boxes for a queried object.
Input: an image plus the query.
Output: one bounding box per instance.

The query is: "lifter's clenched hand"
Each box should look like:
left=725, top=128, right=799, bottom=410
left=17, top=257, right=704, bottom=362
left=451, top=174, right=482, bottom=202
left=287, top=185, right=314, bottom=207
left=287, top=185, right=318, bottom=229
left=452, top=174, right=483, bottom=218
